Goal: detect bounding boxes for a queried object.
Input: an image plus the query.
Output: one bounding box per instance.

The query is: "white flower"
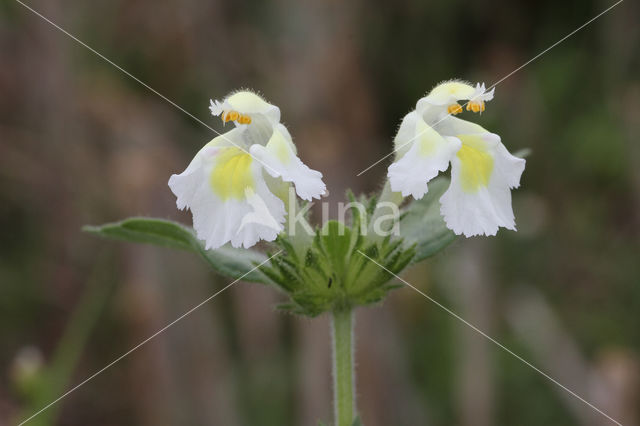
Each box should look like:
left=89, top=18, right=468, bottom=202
left=387, top=80, right=525, bottom=237
left=169, top=91, right=326, bottom=249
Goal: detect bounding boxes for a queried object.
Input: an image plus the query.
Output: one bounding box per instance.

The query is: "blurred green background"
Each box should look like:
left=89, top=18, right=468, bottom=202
left=1, top=0, right=639, bottom=425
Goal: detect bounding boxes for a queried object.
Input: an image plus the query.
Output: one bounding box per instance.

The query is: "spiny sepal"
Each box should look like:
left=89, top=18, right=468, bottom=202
left=260, top=197, right=416, bottom=317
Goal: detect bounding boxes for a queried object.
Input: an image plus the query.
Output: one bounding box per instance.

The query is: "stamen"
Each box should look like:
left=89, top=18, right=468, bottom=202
left=221, top=110, right=251, bottom=124
left=221, top=110, right=239, bottom=123
left=466, top=101, right=485, bottom=113
left=447, top=104, right=463, bottom=115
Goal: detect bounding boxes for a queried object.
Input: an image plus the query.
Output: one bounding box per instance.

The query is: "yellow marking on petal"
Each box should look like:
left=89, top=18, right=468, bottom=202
left=429, top=81, right=476, bottom=99
left=210, top=147, right=254, bottom=199
left=456, top=135, right=494, bottom=192
left=265, top=130, right=293, bottom=165
left=466, top=101, right=485, bottom=113
left=416, top=119, right=446, bottom=156
left=447, top=104, right=463, bottom=115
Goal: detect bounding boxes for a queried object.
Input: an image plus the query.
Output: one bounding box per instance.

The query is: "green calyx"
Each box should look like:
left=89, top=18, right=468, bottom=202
left=260, top=195, right=416, bottom=317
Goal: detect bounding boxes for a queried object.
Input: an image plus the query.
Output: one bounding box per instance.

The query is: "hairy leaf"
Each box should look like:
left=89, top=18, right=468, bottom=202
left=84, top=218, right=272, bottom=284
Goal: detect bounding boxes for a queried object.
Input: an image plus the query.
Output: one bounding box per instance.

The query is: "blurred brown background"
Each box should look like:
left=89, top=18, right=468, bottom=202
left=1, top=0, right=639, bottom=425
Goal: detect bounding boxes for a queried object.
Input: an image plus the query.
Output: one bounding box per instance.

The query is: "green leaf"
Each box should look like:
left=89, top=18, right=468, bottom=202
left=352, top=416, right=363, bottom=426
left=319, top=220, right=353, bottom=278
left=83, top=217, right=198, bottom=250
left=399, top=177, right=456, bottom=262
left=84, top=217, right=272, bottom=284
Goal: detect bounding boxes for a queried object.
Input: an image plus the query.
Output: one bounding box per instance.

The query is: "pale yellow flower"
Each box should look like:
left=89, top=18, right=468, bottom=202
left=388, top=80, right=525, bottom=237
left=169, top=91, right=325, bottom=248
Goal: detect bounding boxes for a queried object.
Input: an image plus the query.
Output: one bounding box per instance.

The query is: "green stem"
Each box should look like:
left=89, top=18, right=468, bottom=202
left=332, top=308, right=355, bottom=426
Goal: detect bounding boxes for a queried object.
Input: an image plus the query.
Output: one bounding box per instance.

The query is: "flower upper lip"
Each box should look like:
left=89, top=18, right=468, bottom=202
left=417, top=80, right=495, bottom=116
left=210, top=90, right=281, bottom=127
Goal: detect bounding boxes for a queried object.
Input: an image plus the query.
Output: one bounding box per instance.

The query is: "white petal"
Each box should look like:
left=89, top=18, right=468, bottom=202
left=209, top=99, right=224, bottom=116
left=229, top=170, right=285, bottom=248
left=393, top=111, right=419, bottom=157
left=168, top=142, right=285, bottom=249
left=433, top=115, right=487, bottom=137
left=471, top=82, right=494, bottom=102
left=227, top=91, right=280, bottom=120
left=240, top=114, right=276, bottom=147
left=250, top=124, right=326, bottom=201
left=494, top=139, right=526, bottom=189
left=420, top=80, right=476, bottom=106
left=439, top=135, right=525, bottom=237
left=388, top=117, right=461, bottom=199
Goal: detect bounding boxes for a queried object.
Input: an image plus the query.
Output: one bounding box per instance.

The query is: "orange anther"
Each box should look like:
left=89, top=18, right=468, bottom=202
left=447, top=104, right=463, bottom=115
left=466, top=101, right=485, bottom=113
left=221, top=110, right=241, bottom=123
left=238, top=115, right=252, bottom=124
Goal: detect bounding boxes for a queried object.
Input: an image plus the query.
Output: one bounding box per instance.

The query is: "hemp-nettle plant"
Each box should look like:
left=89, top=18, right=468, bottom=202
left=85, top=80, right=525, bottom=426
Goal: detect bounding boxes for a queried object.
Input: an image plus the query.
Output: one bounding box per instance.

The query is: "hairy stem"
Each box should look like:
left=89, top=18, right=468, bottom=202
left=332, top=308, right=355, bottom=426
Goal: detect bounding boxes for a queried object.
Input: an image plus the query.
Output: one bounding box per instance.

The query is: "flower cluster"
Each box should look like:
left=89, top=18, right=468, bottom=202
left=168, top=82, right=525, bottom=252
left=169, top=91, right=326, bottom=249
left=387, top=80, right=526, bottom=237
